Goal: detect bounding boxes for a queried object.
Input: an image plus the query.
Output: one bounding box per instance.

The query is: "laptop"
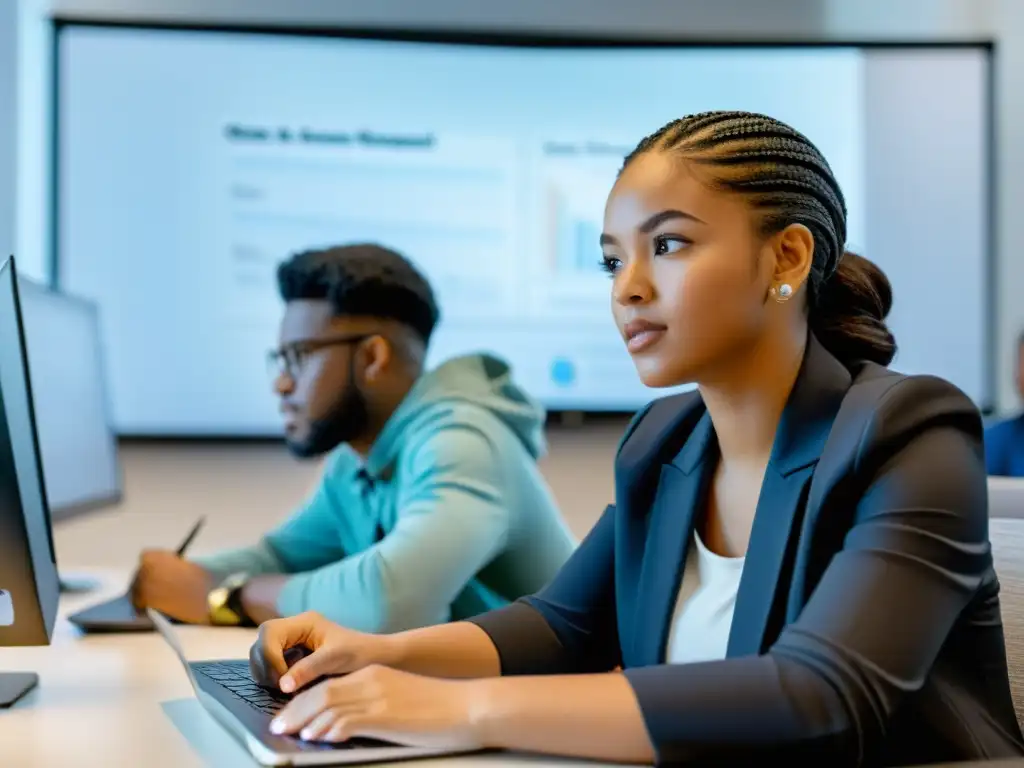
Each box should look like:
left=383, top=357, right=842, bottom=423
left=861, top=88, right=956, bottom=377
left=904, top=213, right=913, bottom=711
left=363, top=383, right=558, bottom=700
left=148, top=608, right=478, bottom=766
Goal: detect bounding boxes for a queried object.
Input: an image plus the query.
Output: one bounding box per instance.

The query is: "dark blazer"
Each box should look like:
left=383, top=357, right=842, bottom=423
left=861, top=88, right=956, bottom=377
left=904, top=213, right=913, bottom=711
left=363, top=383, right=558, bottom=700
left=471, top=335, right=1024, bottom=766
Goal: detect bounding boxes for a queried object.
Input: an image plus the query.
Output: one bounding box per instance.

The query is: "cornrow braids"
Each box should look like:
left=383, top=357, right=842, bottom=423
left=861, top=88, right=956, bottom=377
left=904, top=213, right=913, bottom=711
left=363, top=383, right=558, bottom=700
left=620, top=110, right=897, bottom=367
left=621, top=111, right=845, bottom=304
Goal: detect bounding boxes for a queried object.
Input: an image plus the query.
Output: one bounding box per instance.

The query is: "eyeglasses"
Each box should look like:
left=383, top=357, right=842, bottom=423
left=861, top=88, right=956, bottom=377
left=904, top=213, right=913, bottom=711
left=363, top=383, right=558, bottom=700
left=267, top=334, right=370, bottom=381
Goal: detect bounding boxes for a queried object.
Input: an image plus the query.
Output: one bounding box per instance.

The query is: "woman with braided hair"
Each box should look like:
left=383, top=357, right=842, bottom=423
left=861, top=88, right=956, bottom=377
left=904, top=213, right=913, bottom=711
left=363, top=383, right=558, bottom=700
left=247, top=111, right=1024, bottom=764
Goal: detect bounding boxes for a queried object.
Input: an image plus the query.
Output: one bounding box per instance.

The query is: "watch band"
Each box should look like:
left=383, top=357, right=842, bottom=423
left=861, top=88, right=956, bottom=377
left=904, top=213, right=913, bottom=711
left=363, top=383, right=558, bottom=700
left=225, top=583, right=256, bottom=627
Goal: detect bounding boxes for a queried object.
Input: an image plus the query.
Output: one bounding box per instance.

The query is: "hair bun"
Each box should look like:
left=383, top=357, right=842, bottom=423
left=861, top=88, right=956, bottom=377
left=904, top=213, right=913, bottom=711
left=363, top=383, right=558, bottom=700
left=811, top=251, right=896, bottom=366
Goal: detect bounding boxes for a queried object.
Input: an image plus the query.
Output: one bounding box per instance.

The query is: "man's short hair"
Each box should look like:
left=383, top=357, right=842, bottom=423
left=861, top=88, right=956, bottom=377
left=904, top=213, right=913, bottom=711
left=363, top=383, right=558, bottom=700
left=277, top=244, right=439, bottom=345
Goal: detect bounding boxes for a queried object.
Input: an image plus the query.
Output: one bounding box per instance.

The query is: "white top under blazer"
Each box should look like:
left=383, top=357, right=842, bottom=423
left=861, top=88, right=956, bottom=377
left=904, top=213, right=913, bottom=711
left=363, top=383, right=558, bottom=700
left=664, top=531, right=747, bottom=664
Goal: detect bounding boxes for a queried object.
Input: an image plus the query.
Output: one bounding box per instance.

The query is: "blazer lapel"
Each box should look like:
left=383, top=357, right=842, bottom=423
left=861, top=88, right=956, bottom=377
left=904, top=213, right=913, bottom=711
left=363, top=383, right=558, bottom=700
left=630, top=412, right=714, bottom=667
left=726, top=334, right=852, bottom=657
left=615, top=393, right=705, bottom=668
left=726, top=463, right=814, bottom=656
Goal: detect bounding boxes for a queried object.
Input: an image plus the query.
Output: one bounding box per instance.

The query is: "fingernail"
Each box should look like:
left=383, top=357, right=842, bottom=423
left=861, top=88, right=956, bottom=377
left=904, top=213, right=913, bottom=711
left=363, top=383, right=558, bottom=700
left=270, top=718, right=285, bottom=734
left=280, top=676, right=294, bottom=693
left=300, top=728, right=314, bottom=741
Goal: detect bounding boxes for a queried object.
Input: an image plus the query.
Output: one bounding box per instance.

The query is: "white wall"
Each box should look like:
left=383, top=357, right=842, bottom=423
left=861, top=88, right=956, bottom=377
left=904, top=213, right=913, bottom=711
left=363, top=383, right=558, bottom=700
left=8, top=0, right=1024, bottom=411
left=0, top=2, right=18, bottom=262
left=3, top=0, right=52, bottom=282
left=17, top=0, right=53, bottom=283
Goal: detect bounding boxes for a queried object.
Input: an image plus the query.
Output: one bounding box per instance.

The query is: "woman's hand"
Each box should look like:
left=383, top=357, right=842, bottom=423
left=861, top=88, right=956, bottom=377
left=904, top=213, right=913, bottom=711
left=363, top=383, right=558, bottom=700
left=249, top=611, right=397, bottom=692
left=268, top=665, right=484, bottom=748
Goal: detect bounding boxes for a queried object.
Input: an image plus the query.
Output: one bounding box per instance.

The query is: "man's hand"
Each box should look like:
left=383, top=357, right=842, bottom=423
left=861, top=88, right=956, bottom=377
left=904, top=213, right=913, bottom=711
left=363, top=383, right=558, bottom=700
left=249, top=611, right=397, bottom=692
left=132, top=550, right=214, bottom=624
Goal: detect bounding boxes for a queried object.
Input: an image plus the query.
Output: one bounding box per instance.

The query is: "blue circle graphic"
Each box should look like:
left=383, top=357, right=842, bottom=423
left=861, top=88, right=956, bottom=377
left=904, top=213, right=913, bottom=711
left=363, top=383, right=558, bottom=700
left=550, top=358, right=576, bottom=388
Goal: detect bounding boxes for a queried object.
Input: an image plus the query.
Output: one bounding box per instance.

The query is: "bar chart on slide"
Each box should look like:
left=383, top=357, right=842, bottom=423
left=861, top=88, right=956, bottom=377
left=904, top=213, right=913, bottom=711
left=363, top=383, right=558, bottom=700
left=543, top=173, right=615, bottom=276
left=548, top=187, right=603, bottom=274
left=537, top=144, right=623, bottom=279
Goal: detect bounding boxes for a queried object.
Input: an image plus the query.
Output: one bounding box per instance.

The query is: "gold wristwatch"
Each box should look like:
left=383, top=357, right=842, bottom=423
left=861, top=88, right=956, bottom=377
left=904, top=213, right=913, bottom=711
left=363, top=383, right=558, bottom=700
left=207, top=572, right=248, bottom=626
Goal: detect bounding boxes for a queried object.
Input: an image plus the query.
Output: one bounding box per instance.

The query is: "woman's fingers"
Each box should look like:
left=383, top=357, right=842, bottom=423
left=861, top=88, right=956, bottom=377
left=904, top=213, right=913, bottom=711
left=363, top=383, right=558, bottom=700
left=279, top=649, right=335, bottom=694
left=270, top=684, right=331, bottom=734
left=296, top=710, right=339, bottom=742
left=251, top=612, right=321, bottom=688
left=322, top=716, right=373, bottom=744
left=271, top=676, right=368, bottom=735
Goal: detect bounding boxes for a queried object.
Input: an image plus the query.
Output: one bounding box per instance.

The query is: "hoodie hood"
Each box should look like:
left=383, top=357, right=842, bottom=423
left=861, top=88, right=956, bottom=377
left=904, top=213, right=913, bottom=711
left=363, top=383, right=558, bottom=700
left=365, top=353, right=547, bottom=474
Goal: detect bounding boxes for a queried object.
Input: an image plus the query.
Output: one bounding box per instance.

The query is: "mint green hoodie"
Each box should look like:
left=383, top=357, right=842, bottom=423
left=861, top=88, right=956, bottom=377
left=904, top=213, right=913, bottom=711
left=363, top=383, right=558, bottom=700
left=193, top=354, right=577, bottom=633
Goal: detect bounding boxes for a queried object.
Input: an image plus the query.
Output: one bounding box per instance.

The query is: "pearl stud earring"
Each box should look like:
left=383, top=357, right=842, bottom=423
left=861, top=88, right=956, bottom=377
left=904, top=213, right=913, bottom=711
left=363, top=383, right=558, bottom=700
left=770, top=283, right=794, bottom=302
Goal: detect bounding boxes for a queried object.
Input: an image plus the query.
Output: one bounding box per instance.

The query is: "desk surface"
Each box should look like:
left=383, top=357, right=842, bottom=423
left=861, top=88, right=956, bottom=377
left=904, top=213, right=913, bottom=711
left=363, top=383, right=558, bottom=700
left=0, top=571, right=608, bottom=768
left=2, top=571, right=1023, bottom=768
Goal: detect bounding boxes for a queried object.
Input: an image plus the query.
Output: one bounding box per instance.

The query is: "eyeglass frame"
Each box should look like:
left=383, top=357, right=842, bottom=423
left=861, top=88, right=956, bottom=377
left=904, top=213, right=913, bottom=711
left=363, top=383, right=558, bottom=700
left=267, top=334, right=372, bottom=382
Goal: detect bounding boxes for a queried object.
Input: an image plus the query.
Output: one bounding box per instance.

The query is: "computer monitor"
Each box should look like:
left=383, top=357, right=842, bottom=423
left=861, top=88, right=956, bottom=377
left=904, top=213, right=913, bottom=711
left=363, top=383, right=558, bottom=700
left=17, top=277, right=121, bottom=520
left=0, top=256, right=60, bottom=708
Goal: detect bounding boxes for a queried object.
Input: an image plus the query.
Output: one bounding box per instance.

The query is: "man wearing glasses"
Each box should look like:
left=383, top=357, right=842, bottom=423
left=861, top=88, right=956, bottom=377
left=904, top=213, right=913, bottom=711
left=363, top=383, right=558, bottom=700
left=131, top=243, right=576, bottom=630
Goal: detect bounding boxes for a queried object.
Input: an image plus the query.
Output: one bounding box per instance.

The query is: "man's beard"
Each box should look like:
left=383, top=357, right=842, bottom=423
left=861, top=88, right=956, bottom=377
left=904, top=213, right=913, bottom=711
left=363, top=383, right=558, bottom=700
left=286, top=368, right=370, bottom=459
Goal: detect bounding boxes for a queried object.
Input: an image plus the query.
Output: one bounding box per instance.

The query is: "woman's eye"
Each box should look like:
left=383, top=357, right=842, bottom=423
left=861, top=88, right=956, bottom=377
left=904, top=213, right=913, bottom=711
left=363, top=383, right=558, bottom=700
left=654, top=236, right=689, bottom=255
left=599, top=255, right=622, bottom=275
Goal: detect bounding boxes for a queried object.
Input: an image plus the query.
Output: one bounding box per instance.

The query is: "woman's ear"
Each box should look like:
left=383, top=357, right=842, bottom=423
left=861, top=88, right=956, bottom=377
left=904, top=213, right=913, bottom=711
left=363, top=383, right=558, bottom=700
left=771, top=223, right=815, bottom=294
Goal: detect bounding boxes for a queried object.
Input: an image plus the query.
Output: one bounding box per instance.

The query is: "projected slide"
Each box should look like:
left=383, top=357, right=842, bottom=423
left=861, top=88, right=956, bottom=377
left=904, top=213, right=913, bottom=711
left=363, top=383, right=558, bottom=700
left=219, top=131, right=520, bottom=330
left=57, top=27, right=989, bottom=433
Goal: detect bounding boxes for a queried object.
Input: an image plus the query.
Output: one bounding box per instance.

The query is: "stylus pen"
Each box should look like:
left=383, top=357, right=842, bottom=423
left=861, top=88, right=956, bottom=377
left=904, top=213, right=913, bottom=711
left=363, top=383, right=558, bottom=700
left=175, top=516, right=205, bottom=557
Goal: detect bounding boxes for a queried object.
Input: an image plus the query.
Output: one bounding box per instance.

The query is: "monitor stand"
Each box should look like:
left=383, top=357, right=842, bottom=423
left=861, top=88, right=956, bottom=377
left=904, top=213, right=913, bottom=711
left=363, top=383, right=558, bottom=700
left=0, top=671, right=38, bottom=708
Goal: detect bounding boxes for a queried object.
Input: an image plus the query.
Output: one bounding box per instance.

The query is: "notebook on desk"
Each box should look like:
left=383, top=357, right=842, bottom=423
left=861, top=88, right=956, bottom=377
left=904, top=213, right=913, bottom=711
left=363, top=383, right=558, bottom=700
left=147, top=608, right=480, bottom=766
left=68, top=518, right=206, bottom=632
left=67, top=592, right=155, bottom=632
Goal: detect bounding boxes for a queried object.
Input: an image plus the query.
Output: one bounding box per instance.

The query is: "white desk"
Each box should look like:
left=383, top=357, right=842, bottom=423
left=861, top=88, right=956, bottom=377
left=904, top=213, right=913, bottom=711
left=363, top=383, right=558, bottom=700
left=0, top=571, right=596, bottom=768
left=5, top=573, right=1021, bottom=768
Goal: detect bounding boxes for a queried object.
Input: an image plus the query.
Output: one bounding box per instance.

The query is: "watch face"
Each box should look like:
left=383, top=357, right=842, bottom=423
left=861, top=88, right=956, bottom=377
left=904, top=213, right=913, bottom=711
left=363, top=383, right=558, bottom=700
left=208, top=586, right=243, bottom=626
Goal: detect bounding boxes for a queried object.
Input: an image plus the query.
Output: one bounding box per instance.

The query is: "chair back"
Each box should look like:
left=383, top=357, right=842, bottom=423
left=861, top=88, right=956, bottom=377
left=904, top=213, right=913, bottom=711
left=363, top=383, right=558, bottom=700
left=987, top=477, right=1024, bottom=728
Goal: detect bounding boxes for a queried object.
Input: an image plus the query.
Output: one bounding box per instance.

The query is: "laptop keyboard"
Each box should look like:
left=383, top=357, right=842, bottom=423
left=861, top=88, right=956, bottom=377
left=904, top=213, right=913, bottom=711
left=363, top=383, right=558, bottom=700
left=193, top=660, right=289, bottom=716
left=192, top=659, right=399, bottom=751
